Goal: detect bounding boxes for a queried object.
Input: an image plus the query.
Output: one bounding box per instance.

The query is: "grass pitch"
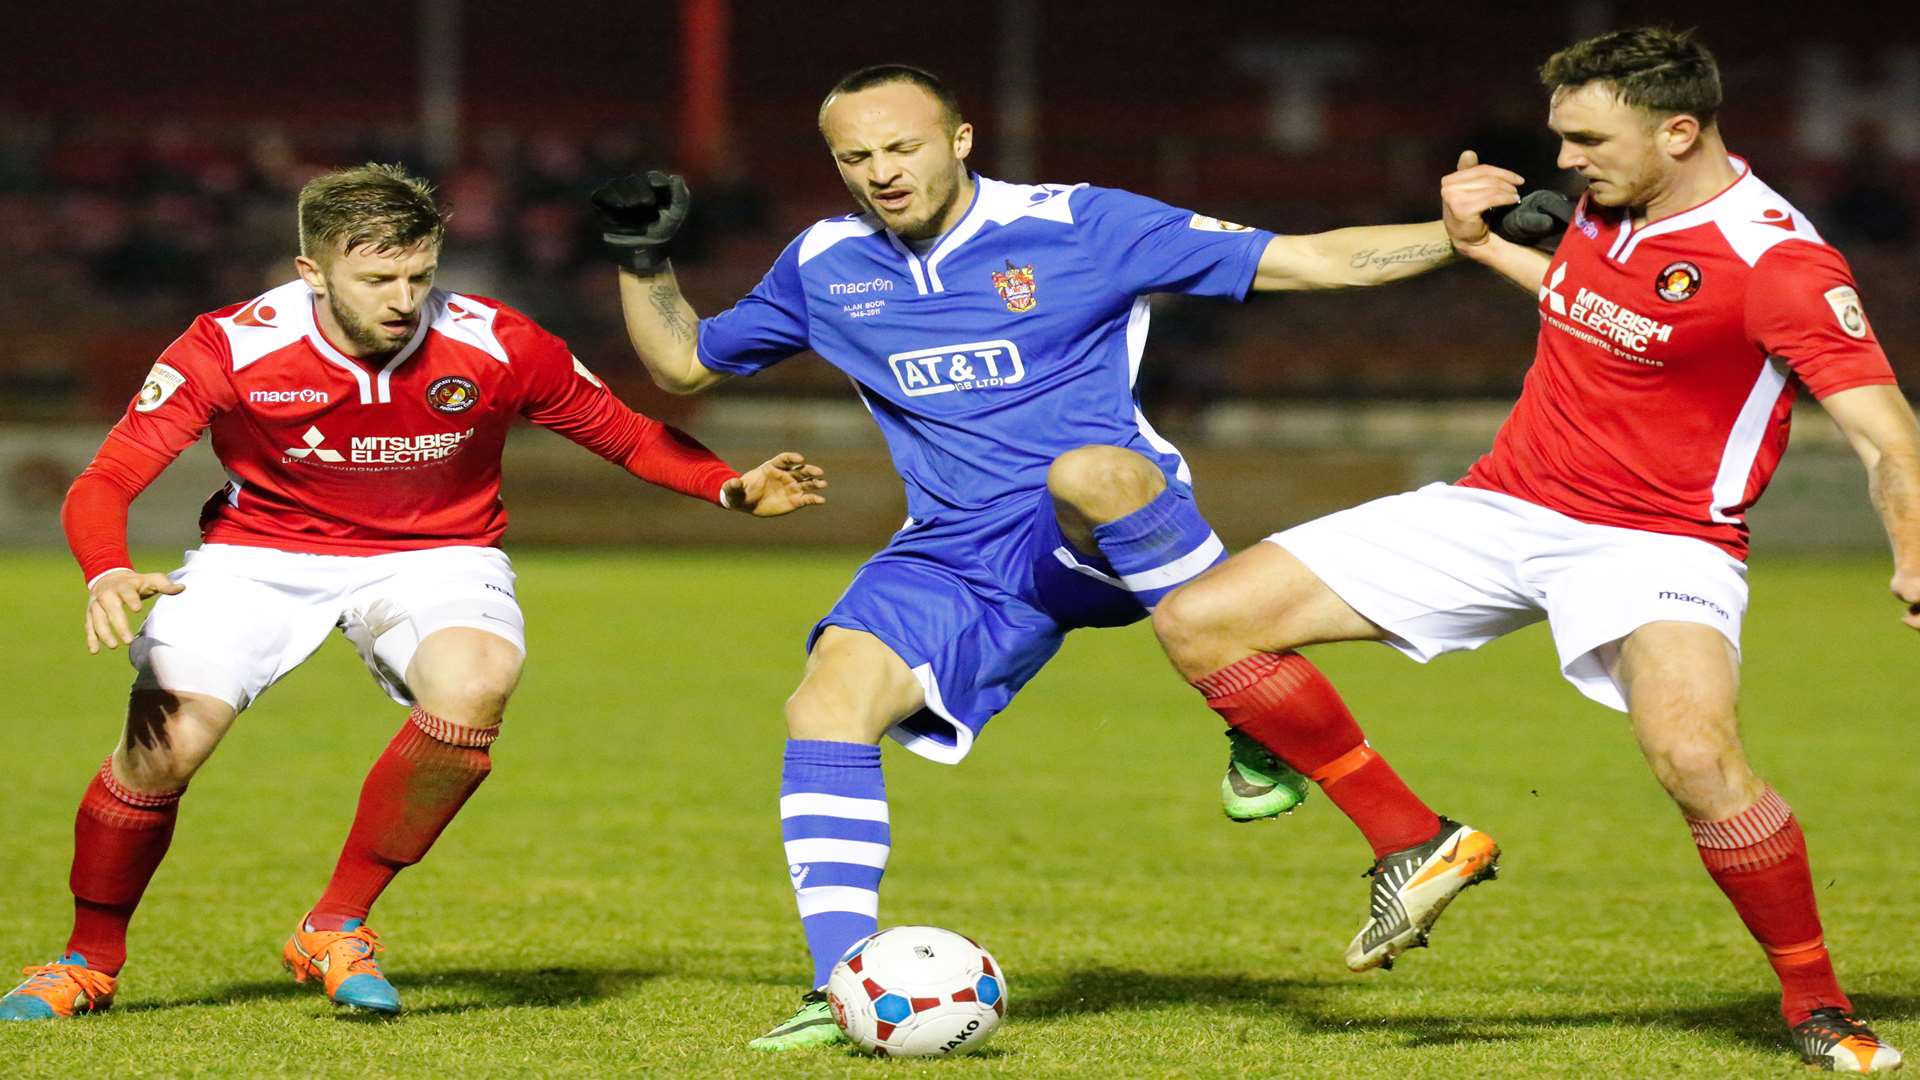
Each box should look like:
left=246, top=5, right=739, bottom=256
left=0, top=549, right=1913, bottom=1077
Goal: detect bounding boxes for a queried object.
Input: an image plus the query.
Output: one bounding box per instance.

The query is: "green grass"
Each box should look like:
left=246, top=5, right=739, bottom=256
left=0, top=550, right=1913, bottom=1077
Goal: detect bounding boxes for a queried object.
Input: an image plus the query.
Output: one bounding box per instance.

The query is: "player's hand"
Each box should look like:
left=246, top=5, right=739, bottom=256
left=725, top=452, right=827, bottom=517
left=1442, top=150, right=1527, bottom=252
left=591, top=171, right=690, bottom=274
left=85, top=569, right=183, bottom=655
left=1892, top=570, right=1920, bottom=630
left=1486, top=190, right=1575, bottom=247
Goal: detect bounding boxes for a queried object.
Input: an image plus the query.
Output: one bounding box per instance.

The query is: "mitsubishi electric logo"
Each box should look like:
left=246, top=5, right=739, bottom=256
left=1539, top=262, right=1569, bottom=315
left=285, top=426, right=344, bottom=462
left=285, top=426, right=477, bottom=466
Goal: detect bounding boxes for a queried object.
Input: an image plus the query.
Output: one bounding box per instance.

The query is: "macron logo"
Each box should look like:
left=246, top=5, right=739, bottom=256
left=829, top=277, right=894, bottom=296
left=285, top=426, right=344, bottom=462
left=788, top=864, right=811, bottom=890
left=1539, top=262, right=1569, bottom=315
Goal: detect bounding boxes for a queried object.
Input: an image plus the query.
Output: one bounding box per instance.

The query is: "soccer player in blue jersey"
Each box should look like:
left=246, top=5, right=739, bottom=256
left=594, top=64, right=1467, bottom=1049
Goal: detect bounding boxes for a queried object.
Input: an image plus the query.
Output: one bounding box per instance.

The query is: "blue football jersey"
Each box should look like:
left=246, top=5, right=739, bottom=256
left=697, top=175, right=1274, bottom=519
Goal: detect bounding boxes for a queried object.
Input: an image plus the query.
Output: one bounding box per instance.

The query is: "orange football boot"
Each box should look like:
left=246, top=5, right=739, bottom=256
left=282, top=919, right=401, bottom=1013
left=0, top=952, right=116, bottom=1020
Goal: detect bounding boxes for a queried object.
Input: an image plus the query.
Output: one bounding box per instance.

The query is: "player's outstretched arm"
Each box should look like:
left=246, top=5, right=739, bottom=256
left=1442, top=150, right=1554, bottom=293
left=722, top=452, right=829, bottom=518
left=593, top=172, right=728, bottom=394
left=1252, top=221, right=1456, bottom=292
left=1820, top=384, right=1920, bottom=629
left=83, top=570, right=183, bottom=654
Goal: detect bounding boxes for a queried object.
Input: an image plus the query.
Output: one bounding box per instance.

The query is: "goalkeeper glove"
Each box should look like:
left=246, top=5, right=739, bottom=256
left=591, top=171, right=690, bottom=273
left=1485, top=189, right=1573, bottom=247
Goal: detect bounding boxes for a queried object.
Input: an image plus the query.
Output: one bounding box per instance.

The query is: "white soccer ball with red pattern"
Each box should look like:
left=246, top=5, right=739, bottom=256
left=825, top=925, right=1006, bottom=1057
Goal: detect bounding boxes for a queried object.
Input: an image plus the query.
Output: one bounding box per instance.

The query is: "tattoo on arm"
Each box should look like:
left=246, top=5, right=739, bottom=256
left=1348, top=242, right=1455, bottom=274
left=649, top=281, right=693, bottom=344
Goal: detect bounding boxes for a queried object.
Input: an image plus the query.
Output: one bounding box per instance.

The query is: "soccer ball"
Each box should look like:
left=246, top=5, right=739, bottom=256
left=825, top=926, right=1006, bottom=1057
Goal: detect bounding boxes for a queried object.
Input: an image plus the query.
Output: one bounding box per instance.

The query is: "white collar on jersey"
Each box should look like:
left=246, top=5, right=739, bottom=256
left=295, top=280, right=434, bottom=404
left=876, top=174, right=1080, bottom=295
left=1603, top=154, right=1755, bottom=264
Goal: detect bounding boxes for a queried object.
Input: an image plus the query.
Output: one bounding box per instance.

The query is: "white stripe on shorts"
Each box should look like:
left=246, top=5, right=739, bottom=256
left=778, top=793, right=891, bottom=823
left=1118, top=532, right=1225, bottom=593
left=783, top=838, right=891, bottom=868
left=795, top=885, right=881, bottom=918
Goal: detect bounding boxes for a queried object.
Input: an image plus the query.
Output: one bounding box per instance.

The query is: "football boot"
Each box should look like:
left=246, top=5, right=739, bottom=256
left=282, top=918, right=401, bottom=1014
left=1221, top=729, right=1310, bottom=821
left=1345, top=816, right=1500, bottom=972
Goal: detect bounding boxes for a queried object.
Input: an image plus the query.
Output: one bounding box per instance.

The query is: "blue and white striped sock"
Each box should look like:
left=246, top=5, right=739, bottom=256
left=1091, top=484, right=1226, bottom=609
left=780, top=739, right=889, bottom=989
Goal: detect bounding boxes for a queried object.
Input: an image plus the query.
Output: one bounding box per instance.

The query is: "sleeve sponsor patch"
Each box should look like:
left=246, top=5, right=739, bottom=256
left=1823, top=286, right=1870, bottom=339
left=1188, top=213, right=1253, bottom=233
left=134, top=363, right=187, bottom=412
left=571, top=355, right=605, bottom=387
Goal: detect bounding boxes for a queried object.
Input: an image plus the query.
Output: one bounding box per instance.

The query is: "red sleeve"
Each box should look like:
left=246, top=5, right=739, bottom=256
left=1745, top=242, right=1898, bottom=399
left=62, top=438, right=173, bottom=584
left=499, top=310, right=740, bottom=504
left=63, top=317, right=235, bottom=584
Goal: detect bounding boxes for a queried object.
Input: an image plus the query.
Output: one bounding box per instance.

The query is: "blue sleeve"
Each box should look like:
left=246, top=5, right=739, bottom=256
left=1071, top=186, right=1274, bottom=300
left=696, top=236, right=810, bottom=376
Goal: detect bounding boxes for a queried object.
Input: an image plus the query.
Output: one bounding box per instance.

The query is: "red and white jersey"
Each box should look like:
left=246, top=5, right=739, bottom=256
left=1461, top=157, right=1896, bottom=560
left=102, top=279, right=728, bottom=557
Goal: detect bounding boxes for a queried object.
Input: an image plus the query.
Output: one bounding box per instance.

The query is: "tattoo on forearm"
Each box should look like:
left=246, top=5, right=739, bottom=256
left=649, top=281, right=693, bottom=344
left=1349, top=242, right=1455, bottom=274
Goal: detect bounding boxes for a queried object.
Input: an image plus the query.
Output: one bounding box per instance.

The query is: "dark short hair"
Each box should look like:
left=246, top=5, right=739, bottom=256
left=819, top=64, right=964, bottom=133
left=1540, top=27, right=1721, bottom=128
left=297, top=162, right=447, bottom=262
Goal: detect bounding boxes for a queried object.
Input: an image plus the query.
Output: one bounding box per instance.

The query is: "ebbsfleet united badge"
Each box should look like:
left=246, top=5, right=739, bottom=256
left=427, top=375, right=480, bottom=413
left=991, top=260, right=1037, bottom=313
left=1655, top=260, right=1702, bottom=302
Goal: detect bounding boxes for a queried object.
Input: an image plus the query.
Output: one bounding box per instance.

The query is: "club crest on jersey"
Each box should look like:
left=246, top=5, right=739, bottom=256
left=991, top=260, right=1037, bottom=313
left=134, top=363, right=187, bottom=413
left=1655, top=261, right=1702, bottom=303
left=427, top=375, right=480, bottom=414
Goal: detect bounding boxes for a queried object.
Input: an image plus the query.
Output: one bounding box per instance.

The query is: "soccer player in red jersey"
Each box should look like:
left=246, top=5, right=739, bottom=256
left=1155, top=29, right=1914, bottom=1072
left=0, top=164, right=827, bottom=1020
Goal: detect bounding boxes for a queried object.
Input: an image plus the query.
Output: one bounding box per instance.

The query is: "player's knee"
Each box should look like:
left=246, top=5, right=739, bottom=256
left=408, top=630, right=523, bottom=726
left=784, top=683, right=879, bottom=742
left=1646, top=734, right=1745, bottom=800
left=118, top=689, right=230, bottom=789
left=1152, top=580, right=1228, bottom=672
left=1046, top=445, right=1164, bottom=521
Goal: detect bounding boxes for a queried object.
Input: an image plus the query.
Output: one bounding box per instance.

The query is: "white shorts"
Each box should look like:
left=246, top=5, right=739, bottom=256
left=129, top=543, right=526, bottom=712
left=1270, top=483, right=1748, bottom=712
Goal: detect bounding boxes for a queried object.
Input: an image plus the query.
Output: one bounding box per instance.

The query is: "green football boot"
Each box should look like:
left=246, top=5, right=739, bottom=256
left=749, top=990, right=847, bottom=1051
left=1221, top=729, right=1310, bottom=821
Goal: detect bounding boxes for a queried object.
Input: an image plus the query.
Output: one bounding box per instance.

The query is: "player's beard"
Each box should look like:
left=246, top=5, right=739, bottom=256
left=326, top=292, right=414, bottom=357
left=891, top=171, right=961, bottom=241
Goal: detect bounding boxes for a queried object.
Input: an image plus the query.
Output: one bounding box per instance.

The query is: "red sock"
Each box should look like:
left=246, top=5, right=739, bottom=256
left=1196, top=652, right=1440, bottom=858
left=66, top=759, right=185, bottom=975
left=1689, top=787, right=1850, bottom=1025
left=308, top=708, right=497, bottom=929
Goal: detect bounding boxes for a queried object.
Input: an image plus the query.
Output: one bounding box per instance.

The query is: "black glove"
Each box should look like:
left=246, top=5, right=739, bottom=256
left=1485, top=189, right=1574, bottom=247
left=591, top=171, right=690, bottom=273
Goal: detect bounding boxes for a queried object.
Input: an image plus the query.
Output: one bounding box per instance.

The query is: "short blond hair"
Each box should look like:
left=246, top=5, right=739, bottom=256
left=297, top=163, right=446, bottom=261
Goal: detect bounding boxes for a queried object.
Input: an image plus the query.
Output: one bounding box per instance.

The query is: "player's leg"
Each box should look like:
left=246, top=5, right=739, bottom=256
left=1047, top=445, right=1308, bottom=817
left=291, top=554, right=526, bottom=1014
left=1155, top=541, right=1498, bottom=969
left=1615, top=622, right=1899, bottom=1072
left=1, top=689, right=235, bottom=1020
left=754, top=626, right=925, bottom=1050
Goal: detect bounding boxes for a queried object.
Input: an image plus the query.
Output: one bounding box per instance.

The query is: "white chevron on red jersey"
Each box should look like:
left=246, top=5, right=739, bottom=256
left=106, top=279, right=638, bottom=555
left=1460, top=156, right=1895, bottom=560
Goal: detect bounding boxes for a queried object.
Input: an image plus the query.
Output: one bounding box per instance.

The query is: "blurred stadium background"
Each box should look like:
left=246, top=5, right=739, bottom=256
left=1, top=1, right=1915, bottom=553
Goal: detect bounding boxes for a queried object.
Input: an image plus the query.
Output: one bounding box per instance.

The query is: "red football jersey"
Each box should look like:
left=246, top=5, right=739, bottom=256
left=1461, top=157, right=1896, bottom=560
left=98, top=279, right=735, bottom=558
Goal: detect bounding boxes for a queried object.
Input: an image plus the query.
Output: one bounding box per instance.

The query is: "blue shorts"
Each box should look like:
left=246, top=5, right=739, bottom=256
left=810, top=486, right=1176, bottom=764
